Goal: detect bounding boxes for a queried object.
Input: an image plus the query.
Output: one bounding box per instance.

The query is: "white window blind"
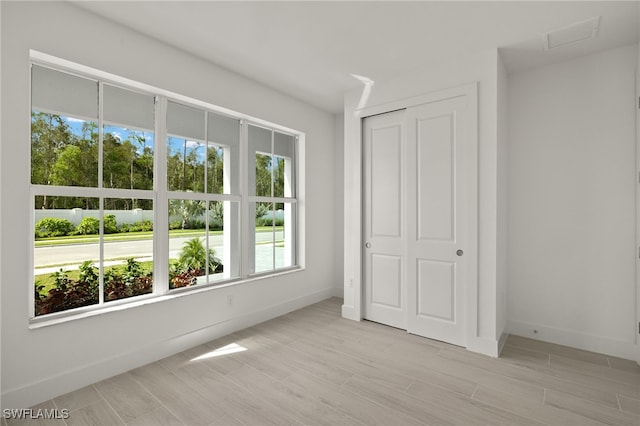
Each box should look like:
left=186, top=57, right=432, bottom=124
left=31, top=65, right=98, bottom=120
left=167, top=100, right=205, bottom=141
left=103, top=84, right=154, bottom=130
left=208, top=112, right=240, bottom=194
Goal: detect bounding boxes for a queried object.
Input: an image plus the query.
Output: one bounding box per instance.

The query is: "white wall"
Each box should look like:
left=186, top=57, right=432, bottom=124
left=343, top=49, right=502, bottom=356
left=0, top=0, right=3, bottom=412
left=1, top=1, right=337, bottom=408
left=333, top=113, right=344, bottom=297
left=508, top=44, right=638, bottom=360
left=636, top=36, right=640, bottom=363
left=496, top=51, right=508, bottom=349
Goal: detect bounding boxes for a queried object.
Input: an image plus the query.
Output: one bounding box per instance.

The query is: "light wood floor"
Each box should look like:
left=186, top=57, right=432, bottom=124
left=8, top=297, right=640, bottom=426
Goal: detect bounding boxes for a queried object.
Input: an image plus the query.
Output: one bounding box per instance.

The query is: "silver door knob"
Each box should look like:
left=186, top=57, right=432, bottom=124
left=456, top=249, right=464, bottom=256
left=365, top=242, right=371, bottom=249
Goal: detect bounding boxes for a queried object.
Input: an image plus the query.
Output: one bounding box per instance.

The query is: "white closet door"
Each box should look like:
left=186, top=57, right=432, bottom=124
left=362, top=110, right=407, bottom=329
left=405, top=96, right=469, bottom=347
left=362, top=90, right=473, bottom=347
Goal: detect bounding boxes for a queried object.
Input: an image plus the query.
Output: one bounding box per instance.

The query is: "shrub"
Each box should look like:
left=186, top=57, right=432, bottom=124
left=104, top=214, right=118, bottom=234
left=256, top=216, right=284, bottom=227
left=35, top=258, right=153, bottom=315
left=190, top=219, right=206, bottom=230
left=76, top=217, right=100, bottom=235
left=128, top=220, right=153, bottom=232
left=35, top=217, right=75, bottom=238
left=78, top=261, right=99, bottom=287
left=104, top=258, right=152, bottom=301
left=255, top=203, right=269, bottom=219
left=169, top=220, right=182, bottom=230
left=35, top=267, right=98, bottom=315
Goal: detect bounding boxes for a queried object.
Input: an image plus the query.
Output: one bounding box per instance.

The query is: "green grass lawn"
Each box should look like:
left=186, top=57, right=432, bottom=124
left=35, top=227, right=283, bottom=247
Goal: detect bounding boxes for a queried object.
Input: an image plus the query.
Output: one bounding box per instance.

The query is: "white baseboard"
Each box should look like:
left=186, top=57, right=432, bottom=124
left=341, top=303, right=360, bottom=321
left=467, top=336, right=500, bottom=357
left=497, top=332, right=509, bottom=356
left=330, top=286, right=344, bottom=298
left=2, top=288, right=334, bottom=409
left=508, top=319, right=637, bottom=361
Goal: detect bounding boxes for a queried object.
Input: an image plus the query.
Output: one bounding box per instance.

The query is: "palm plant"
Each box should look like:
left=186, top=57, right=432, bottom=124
left=176, top=237, right=222, bottom=274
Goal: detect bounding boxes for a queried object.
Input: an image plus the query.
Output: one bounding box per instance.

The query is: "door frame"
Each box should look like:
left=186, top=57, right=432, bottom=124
left=343, top=82, right=478, bottom=348
left=636, top=55, right=640, bottom=364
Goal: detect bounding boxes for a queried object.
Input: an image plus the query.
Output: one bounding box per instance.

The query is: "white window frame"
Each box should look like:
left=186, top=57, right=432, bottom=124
left=28, top=51, right=304, bottom=325
left=246, top=123, right=298, bottom=275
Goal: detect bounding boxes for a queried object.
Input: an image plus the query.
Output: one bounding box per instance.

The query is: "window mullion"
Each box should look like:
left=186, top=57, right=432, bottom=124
left=155, top=96, right=169, bottom=295
left=270, top=131, right=275, bottom=270
left=98, top=197, right=105, bottom=305
left=204, top=111, right=210, bottom=283
left=240, top=120, right=250, bottom=278
left=98, top=81, right=105, bottom=305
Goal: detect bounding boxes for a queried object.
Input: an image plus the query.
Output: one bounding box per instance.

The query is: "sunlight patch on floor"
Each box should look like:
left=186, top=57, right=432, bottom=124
left=190, top=343, right=247, bottom=361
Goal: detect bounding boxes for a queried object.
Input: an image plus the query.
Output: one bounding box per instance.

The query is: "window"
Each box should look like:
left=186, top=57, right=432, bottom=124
left=166, top=101, right=241, bottom=288
left=30, top=59, right=300, bottom=320
left=248, top=125, right=296, bottom=273
left=31, top=65, right=156, bottom=316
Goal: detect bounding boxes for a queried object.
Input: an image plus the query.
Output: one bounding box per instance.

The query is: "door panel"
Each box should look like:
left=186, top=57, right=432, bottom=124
left=406, top=97, right=468, bottom=347
left=417, top=113, right=455, bottom=242
left=371, top=254, right=402, bottom=308
left=371, top=126, right=402, bottom=237
left=417, top=260, right=455, bottom=321
left=363, top=110, right=406, bottom=329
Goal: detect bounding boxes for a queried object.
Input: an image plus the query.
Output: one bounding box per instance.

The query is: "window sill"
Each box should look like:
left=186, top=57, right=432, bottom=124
left=29, top=266, right=303, bottom=329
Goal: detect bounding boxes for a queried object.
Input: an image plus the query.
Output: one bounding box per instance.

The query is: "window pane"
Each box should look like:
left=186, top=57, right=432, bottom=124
left=249, top=201, right=295, bottom=274
left=274, top=132, right=295, bottom=197
left=34, top=196, right=99, bottom=316
left=167, top=102, right=206, bottom=192
left=208, top=112, right=239, bottom=194
left=252, top=201, right=275, bottom=274
left=31, top=66, right=99, bottom=188
left=31, top=113, right=98, bottom=188
left=248, top=125, right=272, bottom=197
left=103, top=85, right=155, bottom=190
left=169, top=199, right=207, bottom=288
left=208, top=200, right=240, bottom=282
left=207, top=143, right=224, bottom=194
left=103, top=125, right=155, bottom=190
left=103, top=198, right=154, bottom=302
left=255, top=153, right=272, bottom=197
left=277, top=202, right=296, bottom=269
left=167, top=137, right=206, bottom=192
left=248, top=126, right=295, bottom=198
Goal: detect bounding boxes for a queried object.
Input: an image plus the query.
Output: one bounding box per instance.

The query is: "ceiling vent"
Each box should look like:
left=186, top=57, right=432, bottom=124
left=542, top=16, right=600, bottom=51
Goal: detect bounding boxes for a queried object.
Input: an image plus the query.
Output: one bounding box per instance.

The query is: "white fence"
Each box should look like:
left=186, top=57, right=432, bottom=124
left=35, top=209, right=154, bottom=226
left=35, top=208, right=284, bottom=226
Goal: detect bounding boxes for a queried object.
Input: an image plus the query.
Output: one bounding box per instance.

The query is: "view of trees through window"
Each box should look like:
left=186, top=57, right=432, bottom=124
left=31, top=63, right=298, bottom=318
